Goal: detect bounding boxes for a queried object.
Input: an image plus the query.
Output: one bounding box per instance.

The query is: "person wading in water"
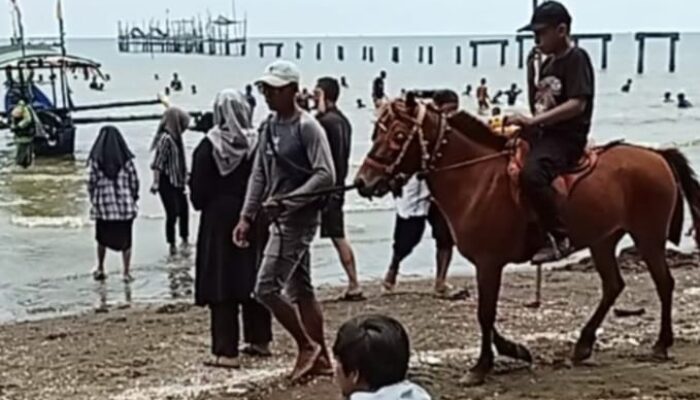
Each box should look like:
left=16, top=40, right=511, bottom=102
left=151, top=107, right=191, bottom=256
left=233, top=60, right=336, bottom=382
left=88, top=126, right=139, bottom=283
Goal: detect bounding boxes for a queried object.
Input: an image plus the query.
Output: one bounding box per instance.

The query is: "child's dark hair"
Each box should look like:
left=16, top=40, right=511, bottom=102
left=332, top=314, right=410, bottom=391
left=317, top=77, right=341, bottom=102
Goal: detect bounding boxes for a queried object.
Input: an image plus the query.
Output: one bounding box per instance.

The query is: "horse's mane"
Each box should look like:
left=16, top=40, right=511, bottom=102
left=448, top=110, right=507, bottom=150
left=383, top=99, right=507, bottom=151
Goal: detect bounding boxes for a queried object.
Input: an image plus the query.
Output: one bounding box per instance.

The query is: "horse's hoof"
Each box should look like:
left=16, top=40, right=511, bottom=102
left=460, top=371, right=487, bottom=387
left=651, top=344, right=670, bottom=362
left=572, top=343, right=594, bottom=365
left=516, top=344, right=534, bottom=364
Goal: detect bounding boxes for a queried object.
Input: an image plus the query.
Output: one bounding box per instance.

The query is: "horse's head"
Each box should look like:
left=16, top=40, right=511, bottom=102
left=355, top=94, right=445, bottom=198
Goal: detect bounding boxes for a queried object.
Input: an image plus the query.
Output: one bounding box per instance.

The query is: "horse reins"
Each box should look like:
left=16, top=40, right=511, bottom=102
left=368, top=102, right=510, bottom=179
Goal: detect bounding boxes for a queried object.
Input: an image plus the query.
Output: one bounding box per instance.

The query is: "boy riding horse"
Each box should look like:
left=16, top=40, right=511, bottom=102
left=506, top=1, right=595, bottom=263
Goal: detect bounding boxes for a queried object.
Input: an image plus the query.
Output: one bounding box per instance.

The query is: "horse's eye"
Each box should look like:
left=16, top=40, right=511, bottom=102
left=395, top=133, right=406, bottom=141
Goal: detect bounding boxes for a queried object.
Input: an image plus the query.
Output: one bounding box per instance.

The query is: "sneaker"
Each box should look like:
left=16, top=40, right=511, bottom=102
left=168, top=244, right=177, bottom=256
left=532, top=236, right=573, bottom=264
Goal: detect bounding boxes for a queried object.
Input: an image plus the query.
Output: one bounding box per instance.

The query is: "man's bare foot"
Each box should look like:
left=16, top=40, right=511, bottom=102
left=310, top=352, right=334, bottom=376
left=434, top=283, right=452, bottom=297
left=92, top=269, right=107, bottom=281
left=289, top=344, right=322, bottom=382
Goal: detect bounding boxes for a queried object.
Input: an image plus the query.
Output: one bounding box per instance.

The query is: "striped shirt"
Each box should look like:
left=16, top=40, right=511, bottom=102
left=88, top=160, right=139, bottom=221
left=151, top=134, right=187, bottom=188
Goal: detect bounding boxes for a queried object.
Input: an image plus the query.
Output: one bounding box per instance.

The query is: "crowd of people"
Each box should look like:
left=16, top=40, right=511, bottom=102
left=84, top=57, right=440, bottom=397
left=52, top=1, right=694, bottom=397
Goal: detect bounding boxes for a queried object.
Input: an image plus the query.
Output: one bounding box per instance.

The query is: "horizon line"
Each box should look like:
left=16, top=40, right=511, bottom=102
left=44, top=30, right=700, bottom=40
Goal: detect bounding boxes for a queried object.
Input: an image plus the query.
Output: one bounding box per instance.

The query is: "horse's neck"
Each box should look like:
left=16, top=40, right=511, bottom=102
left=427, top=130, right=509, bottom=230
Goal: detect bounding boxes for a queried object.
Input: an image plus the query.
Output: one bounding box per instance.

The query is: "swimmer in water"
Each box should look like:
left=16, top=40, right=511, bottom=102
left=663, top=92, right=674, bottom=103
left=170, top=73, right=183, bottom=92
left=504, top=83, right=523, bottom=106
left=476, top=78, right=490, bottom=113
left=678, top=93, right=693, bottom=109
left=463, top=84, right=473, bottom=96
left=621, top=79, right=632, bottom=93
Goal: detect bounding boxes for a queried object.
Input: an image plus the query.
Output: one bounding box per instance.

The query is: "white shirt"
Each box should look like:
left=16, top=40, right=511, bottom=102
left=395, top=176, right=431, bottom=219
left=350, top=381, right=432, bottom=400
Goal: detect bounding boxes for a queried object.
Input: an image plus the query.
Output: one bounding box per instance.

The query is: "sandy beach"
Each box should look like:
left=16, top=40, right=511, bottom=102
left=0, top=248, right=699, bottom=400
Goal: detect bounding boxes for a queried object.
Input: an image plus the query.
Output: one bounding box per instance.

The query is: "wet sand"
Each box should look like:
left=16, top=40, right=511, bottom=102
left=1, top=249, right=700, bottom=400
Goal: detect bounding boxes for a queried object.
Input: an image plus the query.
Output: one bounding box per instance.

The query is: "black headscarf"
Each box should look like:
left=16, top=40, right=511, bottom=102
left=89, top=125, right=134, bottom=180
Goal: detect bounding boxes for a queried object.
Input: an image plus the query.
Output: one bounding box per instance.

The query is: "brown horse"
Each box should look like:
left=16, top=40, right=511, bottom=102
left=354, top=96, right=700, bottom=385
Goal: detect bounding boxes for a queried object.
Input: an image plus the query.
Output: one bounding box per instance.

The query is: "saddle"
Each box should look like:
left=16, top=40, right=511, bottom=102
left=506, top=138, right=602, bottom=199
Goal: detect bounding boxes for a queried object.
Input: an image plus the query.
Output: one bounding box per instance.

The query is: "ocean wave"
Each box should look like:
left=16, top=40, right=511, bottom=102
left=10, top=216, right=91, bottom=229
left=6, top=174, right=85, bottom=183
left=0, top=199, right=30, bottom=207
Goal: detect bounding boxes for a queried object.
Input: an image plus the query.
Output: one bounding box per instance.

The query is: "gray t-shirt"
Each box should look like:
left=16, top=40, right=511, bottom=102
left=241, top=110, right=335, bottom=224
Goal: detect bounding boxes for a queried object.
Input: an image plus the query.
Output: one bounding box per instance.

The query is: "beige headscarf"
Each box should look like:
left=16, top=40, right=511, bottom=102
left=207, top=89, right=257, bottom=176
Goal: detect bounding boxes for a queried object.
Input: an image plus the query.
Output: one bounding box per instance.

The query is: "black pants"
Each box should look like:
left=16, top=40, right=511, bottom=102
left=158, top=177, right=189, bottom=245
left=520, top=133, right=586, bottom=239
left=392, top=204, right=453, bottom=263
left=210, top=299, right=272, bottom=358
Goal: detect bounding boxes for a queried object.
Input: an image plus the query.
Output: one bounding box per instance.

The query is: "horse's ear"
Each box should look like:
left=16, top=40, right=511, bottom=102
left=406, top=91, right=417, bottom=110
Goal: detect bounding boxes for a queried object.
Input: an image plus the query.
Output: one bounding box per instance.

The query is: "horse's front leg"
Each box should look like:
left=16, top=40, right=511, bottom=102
left=464, top=262, right=505, bottom=386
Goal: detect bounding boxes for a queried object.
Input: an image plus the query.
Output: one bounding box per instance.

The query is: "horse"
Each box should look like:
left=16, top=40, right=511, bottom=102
left=354, top=95, right=700, bottom=385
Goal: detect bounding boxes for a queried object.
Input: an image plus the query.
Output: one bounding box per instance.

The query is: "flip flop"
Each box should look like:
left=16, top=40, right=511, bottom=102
left=434, top=287, right=470, bottom=301
left=339, top=291, right=366, bottom=302
left=203, top=356, right=241, bottom=370
left=381, top=281, right=396, bottom=295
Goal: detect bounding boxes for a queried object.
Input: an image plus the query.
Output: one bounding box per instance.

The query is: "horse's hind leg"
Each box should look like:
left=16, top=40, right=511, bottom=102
left=633, top=235, right=675, bottom=360
left=573, top=232, right=625, bottom=363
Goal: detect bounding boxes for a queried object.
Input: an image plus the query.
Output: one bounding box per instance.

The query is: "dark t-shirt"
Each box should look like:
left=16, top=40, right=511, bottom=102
left=317, top=108, right=352, bottom=196
left=534, top=47, right=595, bottom=139
left=372, top=77, right=385, bottom=100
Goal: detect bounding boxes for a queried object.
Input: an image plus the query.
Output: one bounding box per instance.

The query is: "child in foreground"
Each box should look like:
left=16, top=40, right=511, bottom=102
left=333, top=314, right=432, bottom=400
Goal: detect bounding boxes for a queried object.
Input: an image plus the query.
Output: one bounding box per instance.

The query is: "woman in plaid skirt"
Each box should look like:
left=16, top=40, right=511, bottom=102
left=87, top=126, right=140, bottom=283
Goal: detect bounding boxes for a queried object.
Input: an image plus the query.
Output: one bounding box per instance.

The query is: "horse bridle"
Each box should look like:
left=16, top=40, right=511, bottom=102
left=365, top=102, right=508, bottom=182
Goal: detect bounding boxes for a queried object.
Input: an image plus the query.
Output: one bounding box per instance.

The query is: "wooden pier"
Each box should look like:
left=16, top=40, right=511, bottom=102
left=516, top=33, right=613, bottom=69
left=260, top=42, right=283, bottom=58
left=117, top=8, right=247, bottom=57
left=469, top=39, right=509, bottom=67
left=635, top=32, right=680, bottom=74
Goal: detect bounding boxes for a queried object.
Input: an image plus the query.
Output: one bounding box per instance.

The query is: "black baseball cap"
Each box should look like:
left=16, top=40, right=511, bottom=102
left=518, top=1, right=572, bottom=32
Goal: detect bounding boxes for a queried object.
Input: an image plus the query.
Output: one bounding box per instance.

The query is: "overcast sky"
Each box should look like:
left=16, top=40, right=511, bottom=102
left=4, top=0, right=699, bottom=38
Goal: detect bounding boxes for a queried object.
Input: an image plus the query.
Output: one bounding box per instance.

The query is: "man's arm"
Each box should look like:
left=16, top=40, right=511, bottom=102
left=530, top=98, right=587, bottom=127
left=278, top=117, right=335, bottom=212
left=240, top=138, right=267, bottom=222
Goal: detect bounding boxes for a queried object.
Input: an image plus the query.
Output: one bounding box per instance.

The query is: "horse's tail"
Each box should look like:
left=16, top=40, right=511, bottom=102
left=658, top=148, right=700, bottom=247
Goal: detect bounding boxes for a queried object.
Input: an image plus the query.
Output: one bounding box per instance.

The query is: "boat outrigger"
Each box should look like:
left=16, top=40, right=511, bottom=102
left=0, top=0, right=208, bottom=166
